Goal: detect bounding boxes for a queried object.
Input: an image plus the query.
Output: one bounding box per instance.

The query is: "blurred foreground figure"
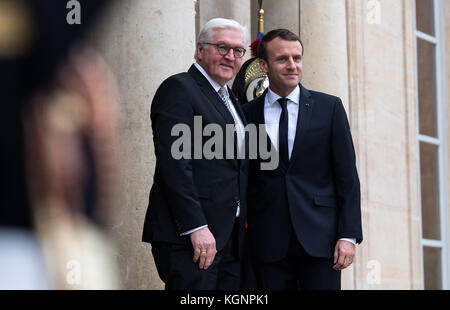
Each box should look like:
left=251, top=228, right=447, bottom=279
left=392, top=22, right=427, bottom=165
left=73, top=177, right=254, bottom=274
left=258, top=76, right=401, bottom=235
left=24, top=48, right=121, bottom=289
left=0, top=0, right=119, bottom=289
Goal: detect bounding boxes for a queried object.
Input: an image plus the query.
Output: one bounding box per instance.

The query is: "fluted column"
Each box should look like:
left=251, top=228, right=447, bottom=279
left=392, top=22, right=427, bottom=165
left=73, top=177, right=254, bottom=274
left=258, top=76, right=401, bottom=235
left=300, top=0, right=350, bottom=110
left=91, top=0, right=196, bottom=289
left=257, top=0, right=300, bottom=35
left=300, top=0, right=352, bottom=289
left=198, top=0, right=252, bottom=80
left=199, top=0, right=251, bottom=38
left=199, top=0, right=250, bottom=30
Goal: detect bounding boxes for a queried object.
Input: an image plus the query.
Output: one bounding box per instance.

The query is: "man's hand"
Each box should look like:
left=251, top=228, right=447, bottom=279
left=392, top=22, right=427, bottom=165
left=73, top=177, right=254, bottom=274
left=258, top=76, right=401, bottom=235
left=190, top=227, right=217, bottom=270
left=333, top=240, right=355, bottom=270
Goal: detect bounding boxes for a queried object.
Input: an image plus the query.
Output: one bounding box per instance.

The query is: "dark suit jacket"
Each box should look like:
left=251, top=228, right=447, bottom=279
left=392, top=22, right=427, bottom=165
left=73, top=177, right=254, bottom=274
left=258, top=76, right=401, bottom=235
left=242, top=84, right=362, bottom=264
left=142, top=65, right=248, bottom=254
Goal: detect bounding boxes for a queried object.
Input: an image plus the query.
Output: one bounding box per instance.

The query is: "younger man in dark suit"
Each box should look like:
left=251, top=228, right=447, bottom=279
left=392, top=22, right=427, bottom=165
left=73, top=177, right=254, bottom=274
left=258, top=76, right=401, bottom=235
left=243, top=29, right=363, bottom=290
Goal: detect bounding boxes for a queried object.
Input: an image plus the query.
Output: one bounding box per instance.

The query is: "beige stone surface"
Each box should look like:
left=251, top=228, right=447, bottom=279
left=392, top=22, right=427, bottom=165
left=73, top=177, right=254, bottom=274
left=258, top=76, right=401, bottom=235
left=300, top=0, right=353, bottom=289
left=198, top=0, right=253, bottom=84
left=199, top=0, right=251, bottom=41
left=346, top=0, right=422, bottom=289
left=257, top=0, right=299, bottom=35
left=91, top=0, right=195, bottom=289
left=444, top=0, right=450, bottom=281
left=300, top=0, right=349, bottom=111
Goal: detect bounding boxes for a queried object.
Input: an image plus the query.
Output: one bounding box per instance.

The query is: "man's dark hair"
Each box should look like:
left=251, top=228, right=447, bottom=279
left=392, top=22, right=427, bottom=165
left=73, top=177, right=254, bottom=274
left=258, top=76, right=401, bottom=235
left=257, top=28, right=304, bottom=61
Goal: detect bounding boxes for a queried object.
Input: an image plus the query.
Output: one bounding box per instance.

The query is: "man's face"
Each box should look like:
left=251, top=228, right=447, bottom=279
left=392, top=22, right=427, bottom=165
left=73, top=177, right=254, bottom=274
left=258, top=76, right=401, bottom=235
left=259, top=37, right=303, bottom=97
left=197, top=28, right=244, bottom=86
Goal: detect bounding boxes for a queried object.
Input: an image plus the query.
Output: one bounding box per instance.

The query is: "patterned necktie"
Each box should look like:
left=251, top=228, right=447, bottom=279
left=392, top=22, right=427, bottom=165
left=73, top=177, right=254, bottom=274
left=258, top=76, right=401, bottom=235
left=218, top=87, right=244, bottom=155
left=218, top=87, right=238, bottom=123
left=277, top=97, right=289, bottom=165
left=218, top=86, right=242, bottom=216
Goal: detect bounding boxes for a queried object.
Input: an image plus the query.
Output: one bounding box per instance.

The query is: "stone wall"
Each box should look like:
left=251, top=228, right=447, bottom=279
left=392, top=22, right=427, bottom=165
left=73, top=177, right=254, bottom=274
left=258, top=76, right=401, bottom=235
left=345, top=0, right=421, bottom=289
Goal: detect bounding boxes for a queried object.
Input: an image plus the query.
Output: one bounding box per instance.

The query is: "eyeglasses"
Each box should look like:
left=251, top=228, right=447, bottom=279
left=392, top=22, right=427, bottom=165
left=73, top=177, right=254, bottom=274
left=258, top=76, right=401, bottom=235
left=201, top=42, right=246, bottom=58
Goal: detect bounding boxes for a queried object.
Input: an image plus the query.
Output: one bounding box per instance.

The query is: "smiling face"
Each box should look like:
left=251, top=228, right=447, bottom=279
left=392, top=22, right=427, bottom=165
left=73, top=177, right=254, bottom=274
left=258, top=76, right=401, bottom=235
left=196, top=27, right=244, bottom=86
left=259, top=37, right=303, bottom=97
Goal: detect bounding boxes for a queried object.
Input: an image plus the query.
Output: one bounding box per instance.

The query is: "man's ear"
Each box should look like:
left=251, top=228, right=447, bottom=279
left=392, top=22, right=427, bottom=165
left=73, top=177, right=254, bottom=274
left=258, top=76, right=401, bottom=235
left=259, top=58, right=268, bottom=74
left=196, top=44, right=203, bottom=61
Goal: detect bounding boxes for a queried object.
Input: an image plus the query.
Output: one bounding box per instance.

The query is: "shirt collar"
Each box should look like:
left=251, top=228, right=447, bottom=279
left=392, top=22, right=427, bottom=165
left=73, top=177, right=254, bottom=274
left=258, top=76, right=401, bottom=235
left=194, top=62, right=225, bottom=94
left=266, top=85, right=300, bottom=106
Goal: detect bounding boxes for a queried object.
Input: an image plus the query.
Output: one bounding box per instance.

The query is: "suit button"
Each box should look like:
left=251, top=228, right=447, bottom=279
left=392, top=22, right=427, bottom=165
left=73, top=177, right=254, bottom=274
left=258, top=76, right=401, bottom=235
left=233, top=196, right=239, bottom=203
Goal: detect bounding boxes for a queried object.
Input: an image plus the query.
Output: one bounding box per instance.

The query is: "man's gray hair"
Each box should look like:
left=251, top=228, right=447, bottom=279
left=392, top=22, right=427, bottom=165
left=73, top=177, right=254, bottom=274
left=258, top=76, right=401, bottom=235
left=194, top=18, right=248, bottom=60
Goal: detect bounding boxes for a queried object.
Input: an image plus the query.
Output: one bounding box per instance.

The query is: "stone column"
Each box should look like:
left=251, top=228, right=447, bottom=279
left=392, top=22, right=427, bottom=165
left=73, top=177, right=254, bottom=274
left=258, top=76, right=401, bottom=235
left=345, top=0, right=422, bottom=289
left=199, top=0, right=251, bottom=38
left=253, top=0, right=300, bottom=35
left=445, top=0, right=450, bottom=256
left=300, top=0, right=353, bottom=289
left=91, top=0, right=196, bottom=289
left=198, top=0, right=252, bottom=81
left=300, top=0, right=350, bottom=110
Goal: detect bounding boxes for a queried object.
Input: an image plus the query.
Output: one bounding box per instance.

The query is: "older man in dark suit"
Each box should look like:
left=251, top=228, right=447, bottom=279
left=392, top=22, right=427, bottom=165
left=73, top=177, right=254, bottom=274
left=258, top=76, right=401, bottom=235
left=142, top=18, right=249, bottom=290
left=243, top=29, right=363, bottom=290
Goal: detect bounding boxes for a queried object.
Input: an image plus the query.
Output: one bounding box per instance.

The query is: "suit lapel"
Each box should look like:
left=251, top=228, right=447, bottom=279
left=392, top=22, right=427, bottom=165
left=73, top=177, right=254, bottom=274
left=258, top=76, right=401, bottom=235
left=188, top=65, right=235, bottom=125
left=289, top=84, right=314, bottom=167
left=188, top=65, right=241, bottom=168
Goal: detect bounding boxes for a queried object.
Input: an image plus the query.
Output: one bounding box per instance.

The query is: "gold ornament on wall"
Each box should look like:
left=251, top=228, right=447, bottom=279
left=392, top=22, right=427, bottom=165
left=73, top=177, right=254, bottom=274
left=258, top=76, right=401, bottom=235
left=243, top=0, right=268, bottom=102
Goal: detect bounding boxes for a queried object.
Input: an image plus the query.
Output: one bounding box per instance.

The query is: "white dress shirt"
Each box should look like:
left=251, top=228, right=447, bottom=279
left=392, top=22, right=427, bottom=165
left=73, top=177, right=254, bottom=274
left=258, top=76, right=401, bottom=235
left=264, top=87, right=356, bottom=245
left=264, top=86, right=300, bottom=158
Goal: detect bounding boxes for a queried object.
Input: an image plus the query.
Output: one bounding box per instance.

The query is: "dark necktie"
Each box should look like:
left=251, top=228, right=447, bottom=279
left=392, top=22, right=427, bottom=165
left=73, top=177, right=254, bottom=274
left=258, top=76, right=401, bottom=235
left=277, top=98, right=289, bottom=165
